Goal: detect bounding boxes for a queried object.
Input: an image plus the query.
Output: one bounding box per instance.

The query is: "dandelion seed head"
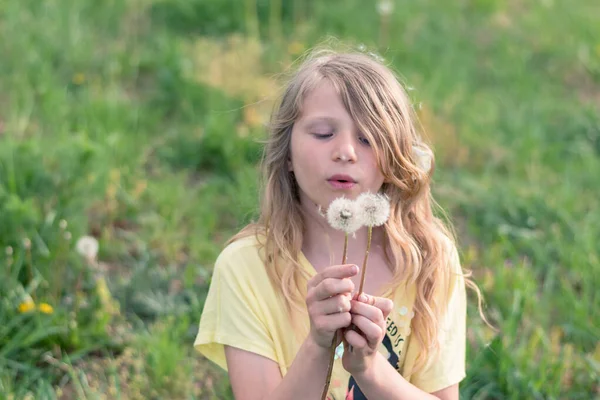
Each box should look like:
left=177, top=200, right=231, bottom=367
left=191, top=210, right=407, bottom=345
left=5, top=246, right=13, bottom=256
left=326, top=197, right=362, bottom=234
left=23, top=238, right=31, bottom=249
left=64, top=231, right=72, bottom=241
left=76, top=235, right=99, bottom=260
left=59, top=219, right=68, bottom=230
left=356, top=192, right=390, bottom=227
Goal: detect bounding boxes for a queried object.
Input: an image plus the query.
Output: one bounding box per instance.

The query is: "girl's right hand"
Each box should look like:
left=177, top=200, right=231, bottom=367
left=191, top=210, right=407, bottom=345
left=306, top=264, right=358, bottom=349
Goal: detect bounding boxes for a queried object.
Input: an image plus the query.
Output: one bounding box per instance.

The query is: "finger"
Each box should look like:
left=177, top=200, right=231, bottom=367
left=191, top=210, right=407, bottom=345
left=314, top=312, right=352, bottom=333
left=308, top=264, right=359, bottom=289
left=350, top=300, right=385, bottom=325
left=351, top=315, right=384, bottom=348
left=344, top=328, right=368, bottom=350
left=356, top=294, right=394, bottom=319
left=312, top=278, right=355, bottom=301
left=313, top=294, right=352, bottom=315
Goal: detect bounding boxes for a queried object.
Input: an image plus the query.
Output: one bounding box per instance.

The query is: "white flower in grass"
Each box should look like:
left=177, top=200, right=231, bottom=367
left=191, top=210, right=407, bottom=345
left=76, top=236, right=99, bottom=263
left=412, top=145, right=433, bottom=173
left=377, top=0, right=394, bottom=16
left=356, top=192, right=390, bottom=227
left=326, top=197, right=362, bottom=234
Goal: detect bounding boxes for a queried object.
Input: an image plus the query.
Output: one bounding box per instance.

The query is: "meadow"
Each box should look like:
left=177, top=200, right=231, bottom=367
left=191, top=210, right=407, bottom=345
left=0, top=0, right=599, bottom=398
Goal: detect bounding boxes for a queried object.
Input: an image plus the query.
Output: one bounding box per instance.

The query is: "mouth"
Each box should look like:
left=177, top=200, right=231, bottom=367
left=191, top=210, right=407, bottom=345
left=327, top=174, right=357, bottom=190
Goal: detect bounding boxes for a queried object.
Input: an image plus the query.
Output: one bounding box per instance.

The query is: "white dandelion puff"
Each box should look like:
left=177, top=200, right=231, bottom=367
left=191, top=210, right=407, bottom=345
left=356, top=192, right=390, bottom=227
left=59, top=219, right=68, bottom=230
left=326, top=197, right=362, bottom=234
left=5, top=246, right=13, bottom=256
left=76, top=236, right=99, bottom=262
left=412, top=145, right=432, bottom=173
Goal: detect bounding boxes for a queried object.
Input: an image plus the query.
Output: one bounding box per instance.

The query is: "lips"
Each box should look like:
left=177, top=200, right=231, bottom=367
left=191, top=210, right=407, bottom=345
left=327, top=174, right=357, bottom=190
left=328, top=174, right=357, bottom=183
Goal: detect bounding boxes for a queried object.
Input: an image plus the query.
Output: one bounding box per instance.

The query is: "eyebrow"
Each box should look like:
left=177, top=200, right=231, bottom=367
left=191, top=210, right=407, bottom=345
left=302, top=116, right=339, bottom=128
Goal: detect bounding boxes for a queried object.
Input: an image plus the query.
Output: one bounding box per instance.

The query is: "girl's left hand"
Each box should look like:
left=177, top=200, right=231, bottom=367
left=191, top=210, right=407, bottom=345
left=341, top=293, right=394, bottom=375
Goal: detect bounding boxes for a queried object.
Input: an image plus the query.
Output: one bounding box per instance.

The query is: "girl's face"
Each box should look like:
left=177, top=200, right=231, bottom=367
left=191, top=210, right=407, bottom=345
left=289, top=80, right=386, bottom=211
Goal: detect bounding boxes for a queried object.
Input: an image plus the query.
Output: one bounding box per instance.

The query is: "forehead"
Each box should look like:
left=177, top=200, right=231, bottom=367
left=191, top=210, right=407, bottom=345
left=296, top=80, right=353, bottom=127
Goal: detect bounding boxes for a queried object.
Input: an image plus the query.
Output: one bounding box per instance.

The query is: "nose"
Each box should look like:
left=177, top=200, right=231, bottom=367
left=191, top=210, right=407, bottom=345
left=332, top=133, right=357, bottom=163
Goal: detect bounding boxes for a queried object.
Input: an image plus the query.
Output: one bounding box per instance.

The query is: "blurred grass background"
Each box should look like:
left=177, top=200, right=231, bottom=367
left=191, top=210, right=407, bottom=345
left=0, top=0, right=599, bottom=398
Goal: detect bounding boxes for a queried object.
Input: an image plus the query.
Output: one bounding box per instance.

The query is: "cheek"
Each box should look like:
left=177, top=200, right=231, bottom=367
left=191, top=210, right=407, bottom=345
left=367, top=157, right=386, bottom=189
left=290, top=137, right=317, bottom=172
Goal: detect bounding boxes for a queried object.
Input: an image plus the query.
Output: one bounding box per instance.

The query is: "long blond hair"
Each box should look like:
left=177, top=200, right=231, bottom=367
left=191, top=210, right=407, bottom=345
left=230, top=48, right=485, bottom=372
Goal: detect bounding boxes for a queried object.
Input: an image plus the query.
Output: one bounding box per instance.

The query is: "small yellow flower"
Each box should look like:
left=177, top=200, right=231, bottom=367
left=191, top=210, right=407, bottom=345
left=72, top=73, right=86, bottom=85
left=38, top=303, right=54, bottom=314
left=18, top=300, right=36, bottom=313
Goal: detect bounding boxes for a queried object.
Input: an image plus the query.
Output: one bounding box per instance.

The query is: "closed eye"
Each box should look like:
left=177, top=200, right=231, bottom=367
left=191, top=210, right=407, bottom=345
left=358, top=136, right=370, bottom=146
left=313, top=133, right=333, bottom=139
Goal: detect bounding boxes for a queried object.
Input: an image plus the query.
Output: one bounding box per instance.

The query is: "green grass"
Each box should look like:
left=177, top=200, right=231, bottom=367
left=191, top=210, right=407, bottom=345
left=0, top=0, right=598, bottom=398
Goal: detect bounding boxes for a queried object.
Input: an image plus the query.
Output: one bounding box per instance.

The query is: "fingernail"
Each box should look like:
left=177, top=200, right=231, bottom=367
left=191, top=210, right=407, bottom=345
left=351, top=265, right=359, bottom=274
left=359, top=294, right=367, bottom=302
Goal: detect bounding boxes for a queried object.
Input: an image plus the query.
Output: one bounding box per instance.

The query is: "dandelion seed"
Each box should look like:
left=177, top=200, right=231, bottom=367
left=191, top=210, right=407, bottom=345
left=18, top=300, right=36, bottom=313
left=356, top=192, right=390, bottom=227
left=326, top=197, right=362, bottom=234
left=76, top=235, right=99, bottom=262
left=38, top=303, right=54, bottom=314
left=412, top=145, right=432, bottom=173
left=59, top=219, right=68, bottom=230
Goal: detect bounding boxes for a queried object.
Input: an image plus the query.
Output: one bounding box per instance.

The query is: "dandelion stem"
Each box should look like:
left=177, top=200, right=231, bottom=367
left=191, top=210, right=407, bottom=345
left=358, top=226, right=373, bottom=295
left=341, top=233, right=348, bottom=264
left=322, top=232, right=349, bottom=400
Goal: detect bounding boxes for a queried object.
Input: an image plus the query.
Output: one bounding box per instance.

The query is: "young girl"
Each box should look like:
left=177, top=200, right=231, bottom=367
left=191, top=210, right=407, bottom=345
left=195, top=49, right=477, bottom=400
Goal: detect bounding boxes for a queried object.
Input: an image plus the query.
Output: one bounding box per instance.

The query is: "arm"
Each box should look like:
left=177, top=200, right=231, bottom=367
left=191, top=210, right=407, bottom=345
left=343, top=295, right=459, bottom=400
left=225, top=335, right=330, bottom=400
left=224, top=263, right=359, bottom=400
left=352, top=352, right=458, bottom=400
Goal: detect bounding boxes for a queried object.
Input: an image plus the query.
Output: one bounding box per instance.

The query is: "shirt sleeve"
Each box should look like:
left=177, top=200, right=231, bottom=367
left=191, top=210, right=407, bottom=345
left=193, top=243, right=277, bottom=370
left=410, top=244, right=467, bottom=393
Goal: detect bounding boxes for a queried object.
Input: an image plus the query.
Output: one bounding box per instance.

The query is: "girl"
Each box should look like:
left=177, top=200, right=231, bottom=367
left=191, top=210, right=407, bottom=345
left=195, top=49, right=480, bottom=400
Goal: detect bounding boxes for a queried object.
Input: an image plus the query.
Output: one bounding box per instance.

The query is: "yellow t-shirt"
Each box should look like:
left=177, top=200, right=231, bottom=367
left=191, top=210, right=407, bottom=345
left=194, top=235, right=466, bottom=399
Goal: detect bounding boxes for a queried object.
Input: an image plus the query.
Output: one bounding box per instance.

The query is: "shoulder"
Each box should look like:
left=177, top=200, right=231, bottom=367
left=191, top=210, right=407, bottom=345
left=434, top=234, right=465, bottom=308
left=438, top=234, right=461, bottom=274
left=218, top=234, right=264, bottom=260
left=214, top=234, right=267, bottom=278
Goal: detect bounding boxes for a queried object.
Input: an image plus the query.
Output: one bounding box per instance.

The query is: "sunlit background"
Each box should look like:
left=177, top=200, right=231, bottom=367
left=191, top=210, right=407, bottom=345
left=1, top=0, right=599, bottom=398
